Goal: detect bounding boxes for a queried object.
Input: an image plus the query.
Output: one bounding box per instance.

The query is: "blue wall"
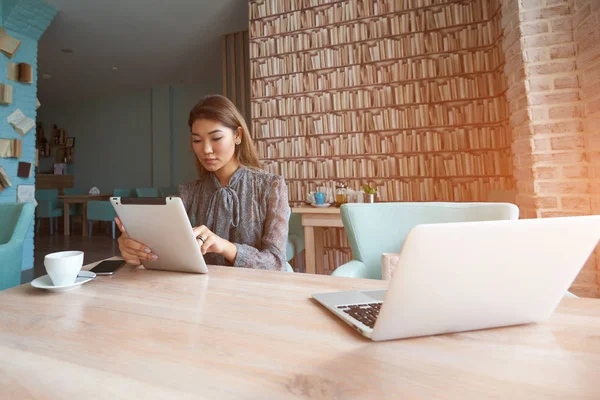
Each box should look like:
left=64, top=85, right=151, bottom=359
left=0, top=0, right=57, bottom=271
left=38, top=81, right=222, bottom=192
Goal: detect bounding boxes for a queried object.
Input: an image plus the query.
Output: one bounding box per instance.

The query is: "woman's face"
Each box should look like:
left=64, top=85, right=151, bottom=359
left=191, top=119, right=240, bottom=172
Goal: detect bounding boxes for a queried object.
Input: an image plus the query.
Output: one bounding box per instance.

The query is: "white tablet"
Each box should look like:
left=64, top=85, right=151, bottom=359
left=110, top=197, right=208, bottom=274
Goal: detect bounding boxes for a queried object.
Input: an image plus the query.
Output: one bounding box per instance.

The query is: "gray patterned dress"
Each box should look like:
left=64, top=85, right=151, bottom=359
left=178, top=166, right=289, bottom=271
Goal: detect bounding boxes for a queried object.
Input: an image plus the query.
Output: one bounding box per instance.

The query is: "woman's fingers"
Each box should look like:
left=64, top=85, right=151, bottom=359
left=200, top=234, right=216, bottom=255
left=115, top=217, right=126, bottom=233
left=122, top=238, right=157, bottom=260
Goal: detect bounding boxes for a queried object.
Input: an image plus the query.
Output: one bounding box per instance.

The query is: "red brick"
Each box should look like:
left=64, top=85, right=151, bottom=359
left=523, top=32, right=573, bottom=48
left=528, top=77, right=553, bottom=91
left=525, top=47, right=548, bottom=62
left=574, top=11, right=598, bottom=39
left=513, top=138, right=534, bottom=154
left=574, top=4, right=592, bottom=28
left=587, top=98, right=600, bottom=115
left=534, top=166, right=560, bottom=179
left=533, top=137, right=552, bottom=152
left=528, top=61, right=576, bottom=75
left=549, top=105, right=581, bottom=119
left=537, top=180, right=589, bottom=194
left=590, top=181, right=600, bottom=193
left=511, top=109, right=530, bottom=126
left=530, top=91, right=580, bottom=105
left=535, top=196, right=559, bottom=208
left=551, top=134, right=585, bottom=150
left=540, top=211, right=589, bottom=217
left=521, top=0, right=545, bottom=9
left=561, top=196, right=591, bottom=212
left=534, top=150, right=586, bottom=164
left=533, top=120, right=584, bottom=134
left=522, top=6, right=570, bottom=22
left=530, top=106, right=547, bottom=120
left=581, top=65, right=600, bottom=86
left=577, top=29, right=599, bottom=53
left=551, top=17, right=573, bottom=33
left=577, top=43, right=600, bottom=69
left=554, top=76, right=579, bottom=89
left=549, top=44, right=576, bottom=59
left=563, top=165, right=589, bottom=178
left=581, top=79, right=600, bottom=101
left=522, top=21, right=550, bottom=36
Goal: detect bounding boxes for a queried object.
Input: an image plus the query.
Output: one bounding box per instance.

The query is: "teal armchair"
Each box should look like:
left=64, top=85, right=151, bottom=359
left=333, top=202, right=520, bottom=279
left=35, top=189, right=63, bottom=235
left=136, top=188, right=160, bottom=197
left=0, top=203, right=35, bottom=290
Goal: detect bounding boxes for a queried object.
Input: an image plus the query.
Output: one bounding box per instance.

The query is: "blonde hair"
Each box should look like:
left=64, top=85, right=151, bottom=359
left=188, top=95, right=261, bottom=176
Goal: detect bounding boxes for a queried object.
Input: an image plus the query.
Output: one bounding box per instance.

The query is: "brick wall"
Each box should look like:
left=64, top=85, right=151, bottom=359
left=574, top=0, right=600, bottom=296
left=0, top=0, right=56, bottom=271
left=502, top=0, right=600, bottom=297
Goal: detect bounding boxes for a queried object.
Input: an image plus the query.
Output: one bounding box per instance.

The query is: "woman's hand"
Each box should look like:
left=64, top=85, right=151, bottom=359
left=192, top=225, right=238, bottom=263
left=115, top=217, right=158, bottom=266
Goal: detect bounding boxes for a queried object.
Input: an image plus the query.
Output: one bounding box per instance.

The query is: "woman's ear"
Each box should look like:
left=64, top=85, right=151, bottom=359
left=235, top=127, right=242, bottom=145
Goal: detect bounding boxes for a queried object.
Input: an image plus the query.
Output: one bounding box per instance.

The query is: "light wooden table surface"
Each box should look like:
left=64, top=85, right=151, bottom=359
left=59, top=194, right=112, bottom=236
left=291, top=206, right=342, bottom=274
left=2, top=259, right=600, bottom=399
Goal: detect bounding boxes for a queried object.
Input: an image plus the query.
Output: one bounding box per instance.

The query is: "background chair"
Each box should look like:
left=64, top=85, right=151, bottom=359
left=35, top=189, right=63, bottom=235
left=136, top=188, right=160, bottom=197
left=286, top=211, right=305, bottom=272
left=87, top=201, right=117, bottom=239
left=114, top=188, right=137, bottom=197
left=333, top=202, right=520, bottom=279
left=0, top=203, right=35, bottom=290
left=159, top=186, right=179, bottom=197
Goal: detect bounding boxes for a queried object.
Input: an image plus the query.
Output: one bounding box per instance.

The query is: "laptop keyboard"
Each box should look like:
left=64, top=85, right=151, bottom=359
left=337, top=302, right=382, bottom=329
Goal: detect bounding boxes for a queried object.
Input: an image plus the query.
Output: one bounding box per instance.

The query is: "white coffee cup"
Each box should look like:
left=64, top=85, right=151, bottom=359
left=44, top=251, right=84, bottom=286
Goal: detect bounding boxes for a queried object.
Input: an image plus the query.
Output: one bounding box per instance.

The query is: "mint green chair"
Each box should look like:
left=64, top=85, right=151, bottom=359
left=35, top=189, right=63, bottom=235
left=87, top=201, right=117, bottom=239
left=333, top=202, right=520, bottom=279
left=0, top=203, right=35, bottom=290
left=136, top=188, right=160, bottom=197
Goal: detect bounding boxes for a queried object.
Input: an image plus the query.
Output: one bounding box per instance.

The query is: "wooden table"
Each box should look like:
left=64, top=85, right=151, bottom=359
left=59, top=194, right=112, bottom=236
left=1, top=259, right=600, bottom=399
left=292, top=206, right=343, bottom=275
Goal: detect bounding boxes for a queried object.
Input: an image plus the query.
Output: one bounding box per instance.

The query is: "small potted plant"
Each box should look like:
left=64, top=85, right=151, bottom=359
left=362, top=184, right=377, bottom=203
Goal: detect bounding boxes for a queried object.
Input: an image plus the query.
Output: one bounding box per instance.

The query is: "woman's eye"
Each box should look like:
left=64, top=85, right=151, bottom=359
left=212, top=137, right=223, bottom=141
left=192, top=140, right=201, bottom=143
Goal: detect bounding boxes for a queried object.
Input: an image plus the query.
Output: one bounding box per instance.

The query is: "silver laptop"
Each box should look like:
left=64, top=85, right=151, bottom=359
left=313, top=216, right=600, bottom=341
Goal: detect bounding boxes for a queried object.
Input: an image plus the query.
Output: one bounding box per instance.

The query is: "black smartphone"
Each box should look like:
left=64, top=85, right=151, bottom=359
left=90, top=260, right=126, bottom=276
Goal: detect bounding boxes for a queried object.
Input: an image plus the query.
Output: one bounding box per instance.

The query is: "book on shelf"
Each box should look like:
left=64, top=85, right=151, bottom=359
left=0, top=166, right=12, bottom=189
left=7, top=108, right=35, bottom=136
left=0, top=83, right=13, bottom=105
left=0, top=27, right=21, bottom=58
left=0, top=138, right=22, bottom=158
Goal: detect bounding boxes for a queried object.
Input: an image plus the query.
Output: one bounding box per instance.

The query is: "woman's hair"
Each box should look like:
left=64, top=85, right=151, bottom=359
left=188, top=95, right=261, bottom=176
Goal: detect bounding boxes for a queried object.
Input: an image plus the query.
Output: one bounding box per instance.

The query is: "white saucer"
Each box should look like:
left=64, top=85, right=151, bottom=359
left=310, top=203, right=331, bottom=208
left=31, top=271, right=96, bottom=292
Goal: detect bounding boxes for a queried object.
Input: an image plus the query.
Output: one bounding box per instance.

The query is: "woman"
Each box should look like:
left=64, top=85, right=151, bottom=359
left=116, top=95, right=289, bottom=270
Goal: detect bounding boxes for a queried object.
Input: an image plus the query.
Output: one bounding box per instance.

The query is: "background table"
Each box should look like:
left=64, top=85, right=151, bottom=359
left=59, top=194, right=112, bottom=236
